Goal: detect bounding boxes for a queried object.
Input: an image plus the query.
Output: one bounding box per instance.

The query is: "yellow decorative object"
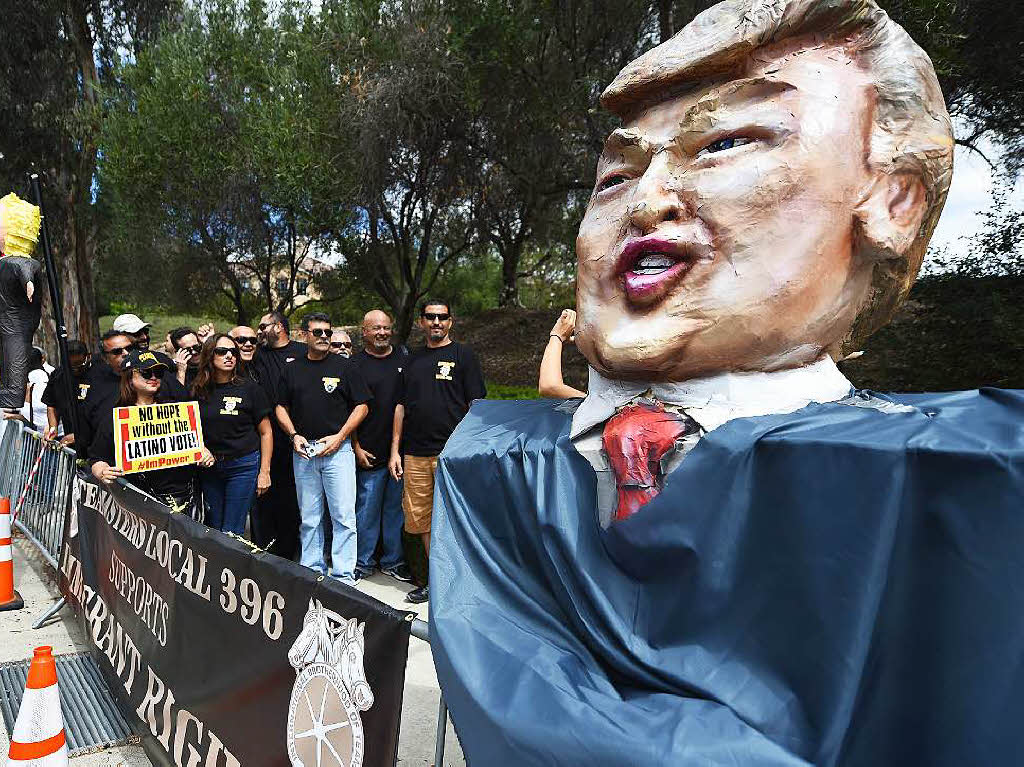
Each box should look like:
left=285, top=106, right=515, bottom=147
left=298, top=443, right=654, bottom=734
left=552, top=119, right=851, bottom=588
left=0, top=193, right=42, bottom=258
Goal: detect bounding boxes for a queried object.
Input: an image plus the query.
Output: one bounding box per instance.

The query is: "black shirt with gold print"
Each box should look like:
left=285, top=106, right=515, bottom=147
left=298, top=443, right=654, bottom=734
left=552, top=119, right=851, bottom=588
left=399, top=341, right=487, bottom=457
left=196, top=378, right=272, bottom=460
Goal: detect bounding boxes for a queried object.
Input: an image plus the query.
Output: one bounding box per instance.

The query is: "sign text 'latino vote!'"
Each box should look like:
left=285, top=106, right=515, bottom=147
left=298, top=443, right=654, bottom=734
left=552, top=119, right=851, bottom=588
left=114, top=402, right=205, bottom=474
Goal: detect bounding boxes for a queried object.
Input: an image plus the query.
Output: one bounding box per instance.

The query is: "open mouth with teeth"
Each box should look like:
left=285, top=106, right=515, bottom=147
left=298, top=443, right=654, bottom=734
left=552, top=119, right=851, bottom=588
left=632, top=254, right=682, bottom=275
left=617, top=241, right=699, bottom=306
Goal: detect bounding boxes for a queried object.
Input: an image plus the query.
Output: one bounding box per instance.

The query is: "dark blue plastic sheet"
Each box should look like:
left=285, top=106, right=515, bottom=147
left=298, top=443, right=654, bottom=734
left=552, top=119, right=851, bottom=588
left=431, top=389, right=1024, bottom=765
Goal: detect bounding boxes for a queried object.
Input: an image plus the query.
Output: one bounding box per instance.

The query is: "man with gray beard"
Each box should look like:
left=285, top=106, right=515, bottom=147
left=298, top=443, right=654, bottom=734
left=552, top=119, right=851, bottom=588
left=351, top=310, right=412, bottom=583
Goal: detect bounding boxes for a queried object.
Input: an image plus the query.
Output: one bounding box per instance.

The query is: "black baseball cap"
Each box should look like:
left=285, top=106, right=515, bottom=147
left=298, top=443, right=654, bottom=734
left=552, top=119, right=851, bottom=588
left=122, top=349, right=168, bottom=374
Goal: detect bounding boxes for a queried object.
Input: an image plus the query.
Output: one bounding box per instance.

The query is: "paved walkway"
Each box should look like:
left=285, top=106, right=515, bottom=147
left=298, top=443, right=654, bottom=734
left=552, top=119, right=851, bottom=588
left=0, top=537, right=465, bottom=766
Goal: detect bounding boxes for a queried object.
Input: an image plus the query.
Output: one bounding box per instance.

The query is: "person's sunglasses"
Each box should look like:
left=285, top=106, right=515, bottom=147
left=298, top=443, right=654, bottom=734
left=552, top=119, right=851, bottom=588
left=213, top=347, right=237, bottom=357
left=308, top=328, right=331, bottom=338
left=183, top=344, right=202, bottom=355
left=257, top=322, right=276, bottom=331
left=330, top=342, right=352, bottom=349
left=105, top=345, right=134, bottom=357
left=135, top=368, right=161, bottom=381
left=422, top=312, right=450, bottom=322
left=234, top=336, right=258, bottom=345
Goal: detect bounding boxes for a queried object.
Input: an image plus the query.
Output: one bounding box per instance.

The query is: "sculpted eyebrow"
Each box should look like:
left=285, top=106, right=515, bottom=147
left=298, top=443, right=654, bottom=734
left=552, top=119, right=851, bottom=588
left=600, top=128, right=648, bottom=161
left=677, top=77, right=798, bottom=134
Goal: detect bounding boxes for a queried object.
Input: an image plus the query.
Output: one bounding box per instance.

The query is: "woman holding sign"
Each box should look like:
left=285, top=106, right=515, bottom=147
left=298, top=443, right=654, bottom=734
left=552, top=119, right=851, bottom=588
left=88, top=349, right=211, bottom=517
left=191, top=334, right=273, bottom=536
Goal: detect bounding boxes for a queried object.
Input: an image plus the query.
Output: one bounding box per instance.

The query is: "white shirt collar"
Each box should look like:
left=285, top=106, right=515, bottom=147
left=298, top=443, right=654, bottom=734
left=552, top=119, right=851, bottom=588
left=571, top=356, right=853, bottom=439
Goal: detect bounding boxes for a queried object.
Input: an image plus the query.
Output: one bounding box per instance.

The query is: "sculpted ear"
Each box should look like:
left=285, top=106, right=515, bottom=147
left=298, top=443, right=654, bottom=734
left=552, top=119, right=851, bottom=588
left=854, top=171, right=928, bottom=262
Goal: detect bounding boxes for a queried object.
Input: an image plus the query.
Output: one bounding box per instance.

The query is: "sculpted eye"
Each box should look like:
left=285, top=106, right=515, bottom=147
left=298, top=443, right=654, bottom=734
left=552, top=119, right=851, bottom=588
left=696, top=136, right=754, bottom=157
left=596, top=173, right=630, bottom=193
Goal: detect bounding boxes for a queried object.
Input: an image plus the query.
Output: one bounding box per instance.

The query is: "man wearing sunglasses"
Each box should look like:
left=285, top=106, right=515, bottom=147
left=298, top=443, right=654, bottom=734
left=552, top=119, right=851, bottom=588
left=111, top=313, right=174, bottom=369
left=330, top=329, right=353, bottom=358
left=389, top=300, right=486, bottom=603
left=41, top=339, right=91, bottom=446
left=229, top=325, right=260, bottom=368
left=247, top=311, right=306, bottom=559
left=169, top=326, right=203, bottom=387
left=276, top=313, right=371, bottom=582
left=78, top=329, right=186, bottom=458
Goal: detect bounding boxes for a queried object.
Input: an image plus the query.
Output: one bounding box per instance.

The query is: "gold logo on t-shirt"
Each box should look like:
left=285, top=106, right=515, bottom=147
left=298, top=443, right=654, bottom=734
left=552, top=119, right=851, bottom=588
left=436, top=361, right=455, bottom=381
left=220, top=396, right=242, bottom=415
left=77, top=383, right=90, bottom=400
left=323, top=377, right=340, bottom=393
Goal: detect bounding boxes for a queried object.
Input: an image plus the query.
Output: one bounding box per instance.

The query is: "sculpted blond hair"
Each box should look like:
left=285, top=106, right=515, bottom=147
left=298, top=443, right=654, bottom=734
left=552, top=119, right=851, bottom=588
left=0, top=193, right=42, bottom=259
left=602, top=0, right=954, bottom=353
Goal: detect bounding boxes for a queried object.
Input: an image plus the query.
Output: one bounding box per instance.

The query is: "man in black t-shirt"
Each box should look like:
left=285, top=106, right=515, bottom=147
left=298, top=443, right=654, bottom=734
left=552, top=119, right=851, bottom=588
left=41, top=339, right=91, bottom=444
left=352, top=310, right=412, bottom=583
left=247, top=311, right=306, bottom=559
left=111, top=313, right=175, bottom=368
left=276, top=312, right=371, bottom=582
left=78, top=330, right=186, bottom=459
left=388, top=300, right=486, bottom=603
left=169, top=326, right=202, bottom=387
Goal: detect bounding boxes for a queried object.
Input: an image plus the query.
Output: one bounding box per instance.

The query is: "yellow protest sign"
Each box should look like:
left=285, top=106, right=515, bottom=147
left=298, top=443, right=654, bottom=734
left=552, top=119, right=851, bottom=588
left=113, top=402, right=205, bottom=474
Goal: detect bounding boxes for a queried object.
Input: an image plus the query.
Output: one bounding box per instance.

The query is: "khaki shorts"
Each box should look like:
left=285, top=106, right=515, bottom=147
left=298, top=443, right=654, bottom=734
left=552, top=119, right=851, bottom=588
left=402, top=454, right=439, bottom=534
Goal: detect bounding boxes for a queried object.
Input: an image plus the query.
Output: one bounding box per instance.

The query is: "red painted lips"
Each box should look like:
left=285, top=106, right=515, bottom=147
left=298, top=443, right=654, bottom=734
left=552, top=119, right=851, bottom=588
left=615, top=234, right=713, bottom=306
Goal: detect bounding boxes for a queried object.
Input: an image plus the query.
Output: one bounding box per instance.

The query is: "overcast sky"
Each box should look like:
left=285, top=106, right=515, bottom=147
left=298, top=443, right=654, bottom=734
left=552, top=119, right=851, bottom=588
left=926, top=136, right=1024, bottom=273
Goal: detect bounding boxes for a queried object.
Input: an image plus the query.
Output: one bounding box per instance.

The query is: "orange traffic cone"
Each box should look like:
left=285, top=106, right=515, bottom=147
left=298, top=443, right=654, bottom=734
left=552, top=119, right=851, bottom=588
left=6, top=647, right=68, bottom=766
left=0, top=497, right=23, bottom=612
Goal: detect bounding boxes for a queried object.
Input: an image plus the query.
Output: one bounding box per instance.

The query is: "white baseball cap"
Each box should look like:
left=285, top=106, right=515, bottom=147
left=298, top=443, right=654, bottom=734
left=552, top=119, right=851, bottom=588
left=111, top=313, right=151, bottom=334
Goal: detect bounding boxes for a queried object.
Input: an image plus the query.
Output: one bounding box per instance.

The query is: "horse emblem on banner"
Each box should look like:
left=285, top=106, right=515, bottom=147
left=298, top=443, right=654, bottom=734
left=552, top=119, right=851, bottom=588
left=286, top=599, right=375, bottom=767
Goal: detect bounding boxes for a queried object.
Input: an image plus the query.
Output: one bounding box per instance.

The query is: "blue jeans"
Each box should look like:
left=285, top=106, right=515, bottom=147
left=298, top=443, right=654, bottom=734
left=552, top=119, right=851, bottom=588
left=292, top=441, right=357, bottom=579
left=355, top=468, right=405, bottom=571
left=201, top=451, right=260, bottom=535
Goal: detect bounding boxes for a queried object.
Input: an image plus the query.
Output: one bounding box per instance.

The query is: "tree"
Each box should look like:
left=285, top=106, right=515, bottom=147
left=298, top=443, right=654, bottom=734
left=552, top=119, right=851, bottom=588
left=414, top=0, right=658, bottom=308
left=0, top=0, right=178, bottom=350
left=313, top=0, right=482, bottom=341
left=100, top=0, right=347, bottom=324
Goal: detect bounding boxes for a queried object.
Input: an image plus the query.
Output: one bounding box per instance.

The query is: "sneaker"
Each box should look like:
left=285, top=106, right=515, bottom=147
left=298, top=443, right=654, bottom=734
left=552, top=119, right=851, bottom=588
left=404, top=584, right=429, bottom=604
left=354, top=566, right=375, bottom=582
left=381, top=563, right=413, bottom=583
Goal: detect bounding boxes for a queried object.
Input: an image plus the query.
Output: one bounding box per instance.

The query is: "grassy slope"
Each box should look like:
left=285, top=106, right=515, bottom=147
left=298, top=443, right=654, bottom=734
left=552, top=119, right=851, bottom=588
left=99, top=314, right=231, bottom=348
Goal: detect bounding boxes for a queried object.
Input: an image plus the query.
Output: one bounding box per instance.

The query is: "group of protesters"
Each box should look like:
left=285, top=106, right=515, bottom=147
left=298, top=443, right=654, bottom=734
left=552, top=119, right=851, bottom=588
left=34, top=300, right=486, bottom=604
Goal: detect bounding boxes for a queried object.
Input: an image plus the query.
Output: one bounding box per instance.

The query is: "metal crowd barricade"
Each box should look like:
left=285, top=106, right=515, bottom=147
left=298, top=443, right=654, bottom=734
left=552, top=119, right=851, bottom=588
left=0, top=419, right=78, bottom=627
left=0, top=420, right=455, bottom=763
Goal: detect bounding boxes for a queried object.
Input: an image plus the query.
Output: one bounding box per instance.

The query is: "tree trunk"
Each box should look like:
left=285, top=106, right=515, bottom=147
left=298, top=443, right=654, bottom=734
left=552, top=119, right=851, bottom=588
left=659, top=0, right=674, bottom=42
left=69, top=196, right=100, bottom=348
left=34, top=165, right=99, bottom=361
left=498, top=244, right=524, bottom=308
left=393, top=291, right=419, bottom=347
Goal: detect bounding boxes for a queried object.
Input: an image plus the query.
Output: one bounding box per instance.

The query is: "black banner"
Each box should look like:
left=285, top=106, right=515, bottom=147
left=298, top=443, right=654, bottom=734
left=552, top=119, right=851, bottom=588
left=58, top=472, right=411, bottom=767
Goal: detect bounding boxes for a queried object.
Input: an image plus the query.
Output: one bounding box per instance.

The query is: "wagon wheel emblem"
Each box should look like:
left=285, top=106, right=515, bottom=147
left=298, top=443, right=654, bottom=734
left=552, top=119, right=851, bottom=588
left=288, top=663, right=364, bottom=767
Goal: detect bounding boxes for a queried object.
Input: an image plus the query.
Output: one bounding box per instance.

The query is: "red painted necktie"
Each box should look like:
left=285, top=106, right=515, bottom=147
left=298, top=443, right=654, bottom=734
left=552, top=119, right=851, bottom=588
left=602, top=402, right=694, bottom=521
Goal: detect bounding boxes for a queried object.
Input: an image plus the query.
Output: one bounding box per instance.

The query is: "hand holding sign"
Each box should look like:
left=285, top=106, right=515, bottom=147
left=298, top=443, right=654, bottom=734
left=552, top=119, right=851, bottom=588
left=91, top=461, right=124, bottom=485
left=114, top=401, right=206, bottom=474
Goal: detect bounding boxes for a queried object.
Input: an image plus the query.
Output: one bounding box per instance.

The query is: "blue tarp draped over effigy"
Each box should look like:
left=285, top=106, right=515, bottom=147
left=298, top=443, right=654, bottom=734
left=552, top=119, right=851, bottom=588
left=430, top=389, right=1024, bottom=766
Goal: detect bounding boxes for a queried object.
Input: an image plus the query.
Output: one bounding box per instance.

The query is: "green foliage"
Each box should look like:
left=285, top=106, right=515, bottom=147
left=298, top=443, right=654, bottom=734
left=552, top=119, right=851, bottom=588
left=90, top=0, right=1024, bottom=343
left=840, top=275, right=1024, bottom=391
left=486, top=383, right=540, bottom=400
left=98, top=312, right=234, bottom=343
left=99, top=0, right=351, bottom=324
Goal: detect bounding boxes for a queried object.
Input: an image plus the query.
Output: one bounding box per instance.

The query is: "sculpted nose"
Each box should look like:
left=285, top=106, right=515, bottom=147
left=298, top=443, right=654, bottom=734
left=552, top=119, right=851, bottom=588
left=627, top=159, right=690, bottom=233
